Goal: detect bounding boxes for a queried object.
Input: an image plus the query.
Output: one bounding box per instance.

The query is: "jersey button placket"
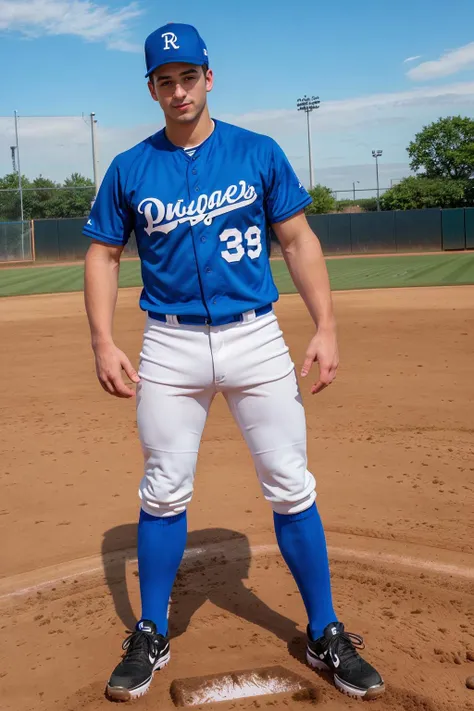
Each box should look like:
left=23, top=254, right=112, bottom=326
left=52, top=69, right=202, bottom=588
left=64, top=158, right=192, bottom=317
left=187, top=159, right=213, bottom=321
left=193, top=154, right=200, bottom=191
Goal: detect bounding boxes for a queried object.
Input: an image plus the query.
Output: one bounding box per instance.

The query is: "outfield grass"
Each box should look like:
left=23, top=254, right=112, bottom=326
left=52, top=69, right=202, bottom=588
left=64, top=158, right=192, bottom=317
left=0, top=252, right=474, bottom=298
left=275, top=252, right=474, bottom=292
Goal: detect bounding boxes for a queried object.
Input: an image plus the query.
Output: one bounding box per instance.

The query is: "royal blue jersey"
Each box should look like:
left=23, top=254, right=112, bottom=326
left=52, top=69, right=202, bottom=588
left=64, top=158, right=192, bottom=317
left=83, top=120, right=311, bottom=324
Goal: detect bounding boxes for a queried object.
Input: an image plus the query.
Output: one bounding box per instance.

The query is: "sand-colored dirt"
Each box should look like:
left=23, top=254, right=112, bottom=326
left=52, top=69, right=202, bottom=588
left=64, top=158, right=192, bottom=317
left=1, top=286, right=473, bottom=711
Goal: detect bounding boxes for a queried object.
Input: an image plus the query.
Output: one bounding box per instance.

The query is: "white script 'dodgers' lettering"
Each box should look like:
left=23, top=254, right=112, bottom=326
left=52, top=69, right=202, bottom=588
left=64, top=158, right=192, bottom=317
left=138, top=181, right=258, bottom=236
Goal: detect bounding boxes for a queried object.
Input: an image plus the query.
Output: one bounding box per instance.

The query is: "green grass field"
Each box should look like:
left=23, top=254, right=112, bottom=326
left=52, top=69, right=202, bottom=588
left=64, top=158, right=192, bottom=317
left=0, top=252, right=474, bottom=298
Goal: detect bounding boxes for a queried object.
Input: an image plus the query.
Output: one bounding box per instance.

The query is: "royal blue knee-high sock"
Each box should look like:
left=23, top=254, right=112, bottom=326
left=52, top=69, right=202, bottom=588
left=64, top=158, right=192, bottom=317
left=273, top=504, right=337, bottom=640
left=137, top=509, right=187, bottom=636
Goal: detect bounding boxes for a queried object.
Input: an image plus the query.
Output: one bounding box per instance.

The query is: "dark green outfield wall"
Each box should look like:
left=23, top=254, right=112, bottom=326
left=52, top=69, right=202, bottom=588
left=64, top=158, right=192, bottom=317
left=23, top=208, right=474, bottom=261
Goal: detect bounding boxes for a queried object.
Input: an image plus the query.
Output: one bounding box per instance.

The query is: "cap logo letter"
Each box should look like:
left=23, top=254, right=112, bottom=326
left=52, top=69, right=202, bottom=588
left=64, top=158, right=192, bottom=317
left=162, top=32, right=179, bottom=50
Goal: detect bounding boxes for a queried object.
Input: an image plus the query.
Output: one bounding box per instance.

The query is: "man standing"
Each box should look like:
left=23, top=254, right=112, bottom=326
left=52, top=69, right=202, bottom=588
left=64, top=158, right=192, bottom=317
left=84, top=22, right=384, bottom=703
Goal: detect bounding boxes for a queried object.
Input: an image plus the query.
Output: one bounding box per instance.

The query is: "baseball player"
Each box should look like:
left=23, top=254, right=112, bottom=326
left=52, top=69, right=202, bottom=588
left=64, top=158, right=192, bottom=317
left=83, top=22, right=384, bottom=702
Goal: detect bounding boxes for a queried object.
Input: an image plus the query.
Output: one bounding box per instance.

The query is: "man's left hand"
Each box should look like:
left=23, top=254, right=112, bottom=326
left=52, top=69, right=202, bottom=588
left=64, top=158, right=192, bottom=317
left=301, top=328, right=339, bottom=395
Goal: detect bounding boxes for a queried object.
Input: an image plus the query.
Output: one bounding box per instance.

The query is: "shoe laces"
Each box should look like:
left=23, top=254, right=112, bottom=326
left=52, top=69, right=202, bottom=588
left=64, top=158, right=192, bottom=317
left=327, top=631, right=365, bottom=666
left=122, top=630, right=156, bottom=663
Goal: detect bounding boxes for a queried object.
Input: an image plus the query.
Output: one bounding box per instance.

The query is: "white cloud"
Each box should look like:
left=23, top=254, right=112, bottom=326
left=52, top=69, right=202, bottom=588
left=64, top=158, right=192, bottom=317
left=0, top=0, right=142, bottom=51
left=404, top=55, right=422, bottom=63
left=219, top=81, right=474, bottom=135
left=0, top=115, right=160, bottom=183
left=0, top=113, right=413, bottom=192
left=1, top=80, right=474, bottom=190
left=407, top=42, right=474, bottom=80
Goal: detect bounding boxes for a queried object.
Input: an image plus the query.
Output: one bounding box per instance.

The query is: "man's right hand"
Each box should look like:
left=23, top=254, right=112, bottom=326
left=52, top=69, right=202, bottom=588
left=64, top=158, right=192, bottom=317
left=93, top=342, right=140, bottom=398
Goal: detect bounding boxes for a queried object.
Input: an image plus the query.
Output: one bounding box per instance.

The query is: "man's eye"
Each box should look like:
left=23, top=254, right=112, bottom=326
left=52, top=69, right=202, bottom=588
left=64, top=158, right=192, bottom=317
left=160, top=81, right=171, bottom=87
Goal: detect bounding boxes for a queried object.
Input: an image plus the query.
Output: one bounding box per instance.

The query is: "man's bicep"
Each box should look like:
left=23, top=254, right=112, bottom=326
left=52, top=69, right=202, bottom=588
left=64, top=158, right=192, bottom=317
left=87, top=239, right=124, bottom=262
left=271, top=210, right=315, bottom=249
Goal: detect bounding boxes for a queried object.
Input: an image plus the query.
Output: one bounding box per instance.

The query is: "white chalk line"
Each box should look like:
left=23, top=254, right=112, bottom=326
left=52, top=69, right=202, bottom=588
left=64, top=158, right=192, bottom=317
left=0, top=563, right=102, bottom=601
left=329, top=546, right=474, bottom=579
left=0, top=544, right=272, bottom=602
left=0, top=541, right=473, bottom=604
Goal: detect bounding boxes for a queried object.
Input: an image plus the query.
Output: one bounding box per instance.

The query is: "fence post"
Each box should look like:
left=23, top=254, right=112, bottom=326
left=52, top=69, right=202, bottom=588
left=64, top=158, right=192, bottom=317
left=30, top=220, right=36, bottom=261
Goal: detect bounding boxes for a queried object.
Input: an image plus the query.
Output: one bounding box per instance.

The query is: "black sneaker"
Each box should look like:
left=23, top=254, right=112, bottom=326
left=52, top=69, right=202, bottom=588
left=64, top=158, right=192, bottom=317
left=106, top=620, right=170, bottom=701
left=306, top=622, right=385, bottom=699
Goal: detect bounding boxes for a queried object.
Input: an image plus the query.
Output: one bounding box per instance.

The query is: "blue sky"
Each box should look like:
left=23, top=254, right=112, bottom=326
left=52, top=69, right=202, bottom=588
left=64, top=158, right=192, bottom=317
left=1, top=0, right=474, bottom=194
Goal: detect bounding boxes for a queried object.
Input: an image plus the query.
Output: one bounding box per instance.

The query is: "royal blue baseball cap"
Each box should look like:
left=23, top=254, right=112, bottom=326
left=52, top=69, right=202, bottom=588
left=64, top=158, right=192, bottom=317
left=144, top=23, right=209, bottom=78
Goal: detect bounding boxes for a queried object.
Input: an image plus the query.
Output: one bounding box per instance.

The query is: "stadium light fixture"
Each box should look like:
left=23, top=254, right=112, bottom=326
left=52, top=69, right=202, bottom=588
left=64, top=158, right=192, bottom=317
left=297, top=96, right=321, bottom=190
left=372, top=150, right=383, bottom=211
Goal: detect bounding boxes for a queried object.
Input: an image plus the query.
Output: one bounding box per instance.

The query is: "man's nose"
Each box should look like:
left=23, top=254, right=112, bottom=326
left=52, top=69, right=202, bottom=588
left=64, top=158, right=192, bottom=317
left=173, top=83, right=186, bottom=100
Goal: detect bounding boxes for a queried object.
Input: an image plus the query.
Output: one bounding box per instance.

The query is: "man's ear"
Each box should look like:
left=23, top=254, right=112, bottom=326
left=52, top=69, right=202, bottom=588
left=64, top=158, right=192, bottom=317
left=205, top=68, right=214, bottom=92
left=148, top=78, right=158, bottom=102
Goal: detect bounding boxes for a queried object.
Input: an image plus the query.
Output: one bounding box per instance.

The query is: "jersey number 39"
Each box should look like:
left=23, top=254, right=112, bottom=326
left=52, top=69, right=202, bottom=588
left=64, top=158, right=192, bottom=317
left=220, top=226, right=262, bottom=263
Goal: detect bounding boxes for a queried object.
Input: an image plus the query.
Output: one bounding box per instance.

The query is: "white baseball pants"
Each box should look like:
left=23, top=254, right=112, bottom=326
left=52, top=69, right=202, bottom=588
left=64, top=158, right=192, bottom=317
left=136, top=310, right=316, bottom=517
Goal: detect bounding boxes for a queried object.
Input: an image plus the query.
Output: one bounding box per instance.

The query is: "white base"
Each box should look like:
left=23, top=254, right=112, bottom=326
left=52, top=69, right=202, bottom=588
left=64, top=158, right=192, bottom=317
left=172, top=666, right=313, bottom=707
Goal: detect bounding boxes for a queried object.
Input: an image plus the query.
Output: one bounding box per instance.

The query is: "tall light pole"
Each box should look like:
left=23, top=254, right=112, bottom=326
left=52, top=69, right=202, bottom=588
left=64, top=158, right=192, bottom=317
left=13, top=110, right=25, bottom=259
left=90, top=112, right=100, bottom=198
left=297, top=95, right=320, bottom=191
left=372, top=150, right=383, bottom=211
left=352, top=180, right=360, bottom=201
left=13, top=111, right=24, bottom=226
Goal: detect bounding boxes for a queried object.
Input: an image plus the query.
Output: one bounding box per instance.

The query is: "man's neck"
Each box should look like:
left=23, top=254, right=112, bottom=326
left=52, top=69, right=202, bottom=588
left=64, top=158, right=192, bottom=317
left=165, top=108, right=214, bottom=148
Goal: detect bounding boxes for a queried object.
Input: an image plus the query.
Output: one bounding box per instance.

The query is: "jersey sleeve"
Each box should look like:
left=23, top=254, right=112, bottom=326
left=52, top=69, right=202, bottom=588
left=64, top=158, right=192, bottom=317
left=264, top=140, right=312, bottom=224
left=83, top=157, right=134, bottom=245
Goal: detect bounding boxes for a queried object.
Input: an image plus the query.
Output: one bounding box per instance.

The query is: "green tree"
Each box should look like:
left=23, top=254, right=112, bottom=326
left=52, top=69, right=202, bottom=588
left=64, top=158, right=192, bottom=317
left=0, top=172, right=33, bottom=221
left=305, top=184, right=336, bottom=214
left=380, top=176, right=469, bottom=211
left=408, top=116, right=474, bottom=180
left=336, top=197, right=378, bottom=212
left=29, top=175, right=60, bottom=219
left=357, top=197, right=378, bottom=212
left=42, top=173, right=95, bottom=218
left=0, top=171, right=95, bottom=220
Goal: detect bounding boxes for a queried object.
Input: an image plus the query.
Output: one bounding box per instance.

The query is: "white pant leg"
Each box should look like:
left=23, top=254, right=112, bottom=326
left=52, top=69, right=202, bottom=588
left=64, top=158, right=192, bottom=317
left=137, top=317, right=215, bottom=517
left=224, top=369, right=317, bottom=515
left=137, top=381, right=214, bottom=516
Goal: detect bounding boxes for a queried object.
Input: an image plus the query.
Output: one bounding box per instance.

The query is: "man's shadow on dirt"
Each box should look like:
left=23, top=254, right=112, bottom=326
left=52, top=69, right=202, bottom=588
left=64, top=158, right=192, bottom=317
left=101, top=525, right=305, bottom=662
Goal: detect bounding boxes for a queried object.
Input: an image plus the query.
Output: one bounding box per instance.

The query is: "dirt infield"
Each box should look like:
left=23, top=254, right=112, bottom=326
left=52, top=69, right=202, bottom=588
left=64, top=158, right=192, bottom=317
left=1, top=287, right=474, bottom=711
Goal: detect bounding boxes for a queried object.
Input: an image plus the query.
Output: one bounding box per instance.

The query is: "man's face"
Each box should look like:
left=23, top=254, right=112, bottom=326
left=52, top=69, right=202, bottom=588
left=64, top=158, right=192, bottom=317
left=148, top=63, right=213, bottom=124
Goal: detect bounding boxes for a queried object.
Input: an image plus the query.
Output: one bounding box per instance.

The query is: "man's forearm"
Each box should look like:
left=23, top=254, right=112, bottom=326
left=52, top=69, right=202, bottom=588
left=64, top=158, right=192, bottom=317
left=84, top=244, right=121, bottom=348
left=281, top=228, right=335, bottom=331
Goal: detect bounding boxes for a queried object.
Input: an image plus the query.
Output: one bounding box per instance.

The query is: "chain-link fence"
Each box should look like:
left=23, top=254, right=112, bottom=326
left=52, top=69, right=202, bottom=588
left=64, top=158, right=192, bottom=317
left=0, top=221, right=33, bottom=262
left=331, top=181, right=403, bottom=211
left=332, top=187, right=387, bottom=212
left=0, top=114, right=97, bottom=223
